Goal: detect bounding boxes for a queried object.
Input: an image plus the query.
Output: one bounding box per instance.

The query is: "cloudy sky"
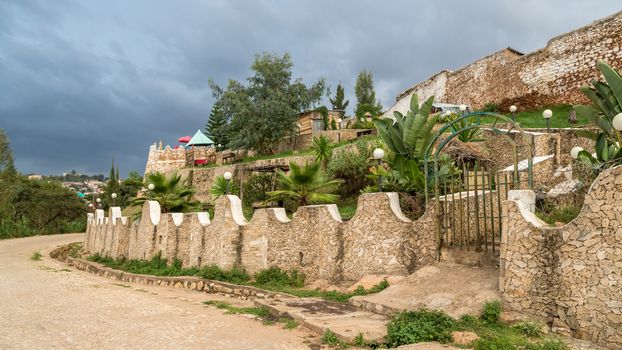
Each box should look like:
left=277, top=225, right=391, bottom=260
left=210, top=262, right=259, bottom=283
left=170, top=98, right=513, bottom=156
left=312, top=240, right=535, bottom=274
left=1, top=1, right=620, bottom=177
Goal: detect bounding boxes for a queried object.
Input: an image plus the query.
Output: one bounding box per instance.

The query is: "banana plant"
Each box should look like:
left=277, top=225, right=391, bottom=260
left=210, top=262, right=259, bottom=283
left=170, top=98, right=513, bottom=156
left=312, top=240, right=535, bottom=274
left=573, top=61, right=622, bottom=167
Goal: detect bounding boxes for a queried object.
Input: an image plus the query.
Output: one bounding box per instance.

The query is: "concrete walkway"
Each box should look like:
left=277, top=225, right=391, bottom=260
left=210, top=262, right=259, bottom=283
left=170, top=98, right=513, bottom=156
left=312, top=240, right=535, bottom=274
left=0, top=234, right=314, bottom=349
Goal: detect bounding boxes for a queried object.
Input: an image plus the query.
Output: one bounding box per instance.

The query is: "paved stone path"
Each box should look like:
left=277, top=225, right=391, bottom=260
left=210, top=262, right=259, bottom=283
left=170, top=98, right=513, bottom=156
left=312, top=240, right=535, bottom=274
left=0, top=234, right=315, bottom=349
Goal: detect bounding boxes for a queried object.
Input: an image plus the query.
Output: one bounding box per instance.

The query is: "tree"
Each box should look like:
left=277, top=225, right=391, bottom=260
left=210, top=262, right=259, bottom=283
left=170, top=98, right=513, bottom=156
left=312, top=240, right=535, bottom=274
left=266, top=162, right=343, bottom=206
left=205, top=100, right=229, bottom=149
left=0, top=129, right=17, bottom=178
left=117, top=171, right=143, bottom=208
left=128, top=172, right=201, bottom=217
left=210, top=52, right=325, bottom=154
left=354, top=70, right=383, bottom=118
left=329, top=82, right=349, bottom=116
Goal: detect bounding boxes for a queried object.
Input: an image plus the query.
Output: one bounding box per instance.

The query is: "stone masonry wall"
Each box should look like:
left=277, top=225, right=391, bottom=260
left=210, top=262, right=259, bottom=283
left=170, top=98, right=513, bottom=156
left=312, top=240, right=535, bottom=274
left=84, top=192, right=438, bottom=284
left=387, top=12, right=622, bottom=114
left=500, top=166, right=622, bottom=347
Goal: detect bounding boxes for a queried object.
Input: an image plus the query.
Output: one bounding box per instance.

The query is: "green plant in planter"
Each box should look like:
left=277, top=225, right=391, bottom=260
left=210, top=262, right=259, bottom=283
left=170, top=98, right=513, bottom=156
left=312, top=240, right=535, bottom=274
left=573, top=61, right=622, bottom=169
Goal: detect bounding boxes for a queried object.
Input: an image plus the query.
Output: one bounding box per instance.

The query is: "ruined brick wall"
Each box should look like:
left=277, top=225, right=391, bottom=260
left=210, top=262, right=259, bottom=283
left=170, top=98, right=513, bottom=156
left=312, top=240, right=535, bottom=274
left=388, top=12, right=622, bottom=113
left=501, top=166, right=622, bottom=347
left=144, top=143, right=187, bottom=175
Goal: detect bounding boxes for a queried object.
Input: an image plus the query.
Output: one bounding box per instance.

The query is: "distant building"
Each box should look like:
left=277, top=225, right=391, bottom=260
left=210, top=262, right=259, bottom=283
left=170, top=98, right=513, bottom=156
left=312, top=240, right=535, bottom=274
left=27, top=174, right=43, bottom=180
left=297, top=110, right=342, bottom=136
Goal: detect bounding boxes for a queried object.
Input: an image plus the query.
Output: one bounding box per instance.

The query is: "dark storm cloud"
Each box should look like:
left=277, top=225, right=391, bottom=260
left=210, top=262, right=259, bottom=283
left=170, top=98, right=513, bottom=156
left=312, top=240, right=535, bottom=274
left=0, top=0, right=620, bottom=177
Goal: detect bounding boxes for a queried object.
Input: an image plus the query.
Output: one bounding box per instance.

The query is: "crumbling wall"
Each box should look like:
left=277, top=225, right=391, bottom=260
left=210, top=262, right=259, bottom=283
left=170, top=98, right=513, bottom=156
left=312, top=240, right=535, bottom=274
left=388, top=12, right=622, bottom=112
left=500, top=166, right=622, bottom=347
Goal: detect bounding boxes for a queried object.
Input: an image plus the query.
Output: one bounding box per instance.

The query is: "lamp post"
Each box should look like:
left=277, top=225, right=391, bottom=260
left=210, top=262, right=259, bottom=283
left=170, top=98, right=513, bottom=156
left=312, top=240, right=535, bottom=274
left=459, top=104, right=467, bottom=116
left=509, top=105, right=517, bottom=122
left=373, top=148, right=385, bottom=192
left=111, top=193, right=117, bottom=207
left=543, top=109, right=553, bottom=132
left=223, top=171, right=232, bottom=194
left=148, top=183, right=155, bottom=191
left=217, top=143, right=222, bottom=151
left=96, top=197, right=102, bottom=208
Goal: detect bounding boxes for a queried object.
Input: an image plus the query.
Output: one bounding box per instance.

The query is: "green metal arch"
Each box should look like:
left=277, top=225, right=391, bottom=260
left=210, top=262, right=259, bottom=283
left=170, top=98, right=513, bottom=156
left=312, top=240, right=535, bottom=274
left=423, top=111, right=534, bottom=203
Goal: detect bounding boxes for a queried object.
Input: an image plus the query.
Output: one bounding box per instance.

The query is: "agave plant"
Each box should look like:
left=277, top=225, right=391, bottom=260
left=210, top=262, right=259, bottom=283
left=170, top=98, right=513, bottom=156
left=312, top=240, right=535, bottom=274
left=265, top=162, right=343, bottom=206
left=128, top=172, right=201, bottom=218
left=311, top=135, right=333, bottom=170
left=573, top=61, right=622, bottom=168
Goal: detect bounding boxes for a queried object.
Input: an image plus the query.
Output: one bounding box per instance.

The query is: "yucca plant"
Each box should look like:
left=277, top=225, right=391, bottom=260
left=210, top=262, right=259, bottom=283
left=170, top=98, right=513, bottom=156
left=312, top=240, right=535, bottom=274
left=265, top=162, right=343, bottom=206
left=128, top=172, right=201, bottom=219
left=311, top=135, right=333, bottom=170
left=573, top=60, right=622, bottom=168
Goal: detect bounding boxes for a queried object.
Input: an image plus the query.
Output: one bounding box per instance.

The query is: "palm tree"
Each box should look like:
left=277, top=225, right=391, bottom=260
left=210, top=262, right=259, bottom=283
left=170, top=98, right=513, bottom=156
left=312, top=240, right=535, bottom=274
left=210, top=175, right=240, bottom=199
left=311, top=135, right=333, bottom=170
left=129, top=172, right=201, bottom=218
left=265, top=162, right=343, bottom=206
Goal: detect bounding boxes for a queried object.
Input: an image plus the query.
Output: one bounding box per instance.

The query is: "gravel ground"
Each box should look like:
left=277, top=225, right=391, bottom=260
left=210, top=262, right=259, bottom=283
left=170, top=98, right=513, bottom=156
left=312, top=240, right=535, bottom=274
left=0, top=233, right=315, bottom=350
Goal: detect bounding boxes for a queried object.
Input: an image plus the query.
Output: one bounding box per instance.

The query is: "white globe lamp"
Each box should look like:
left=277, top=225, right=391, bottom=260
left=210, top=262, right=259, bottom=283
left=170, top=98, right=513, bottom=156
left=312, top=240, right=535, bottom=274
left=147, top=183, right=155, bottom=191
left=613, top=113, right=622, bottom=131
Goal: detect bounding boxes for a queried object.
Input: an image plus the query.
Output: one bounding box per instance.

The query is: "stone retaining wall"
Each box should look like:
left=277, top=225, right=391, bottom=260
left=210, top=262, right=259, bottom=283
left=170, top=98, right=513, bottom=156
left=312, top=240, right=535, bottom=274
left=85, top=192, right=437, bottom=283
left=500, top=166, right=622, bottom=347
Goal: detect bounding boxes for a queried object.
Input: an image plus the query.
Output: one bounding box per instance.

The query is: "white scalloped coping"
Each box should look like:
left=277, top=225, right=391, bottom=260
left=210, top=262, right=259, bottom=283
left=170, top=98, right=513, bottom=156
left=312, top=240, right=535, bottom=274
left=171, top=213, right=184, bottom=226
left=508, top=190, right=547, bottom=227
left=197, top=212, right=210, bottom=226
left=95, top=209, right=105, bottom=224
left=148, top=201, right=161, bottom=225
left=87, top=213, right=94, bottom=224
left=271, top=208, right=291, bottom=223
left=120, top=217, right=128, bottom=225
left=386, top=192, right=412, bottom=222
left=226, top=195, right=247, bottom=225
left=326, top=204, right=343, bottom=222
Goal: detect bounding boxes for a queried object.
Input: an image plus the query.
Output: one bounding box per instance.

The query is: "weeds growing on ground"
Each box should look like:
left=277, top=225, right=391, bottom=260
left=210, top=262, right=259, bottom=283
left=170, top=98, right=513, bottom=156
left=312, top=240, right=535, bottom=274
left=202, top=300, right=269, bottom=317
left=30, top=251, right=42, bottom=261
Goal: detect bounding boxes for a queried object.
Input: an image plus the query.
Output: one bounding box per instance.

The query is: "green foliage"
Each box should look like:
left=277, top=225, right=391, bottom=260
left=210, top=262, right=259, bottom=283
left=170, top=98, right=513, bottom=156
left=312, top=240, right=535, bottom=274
left=316, top=105, right=329, bottom=131
left=512, top=322, right=542, bottom=337
left=353, top=332, right=365, bottom=347
left=241, top=173, right=274, bottom=209
left=282, top=319, right=298, bottom=329
left=328, top=138, right=377, bottom=198
left=68, top=242, right=82, bottom=258
left=321, top=329, right=340, bottom=345
left=205, top=100, right=229, bottom=149
left=329, top=82, right=349, bottom=115
left=330, top=118, right=337, bottom=130
left=129, top=172, right=201, bottom=218
left=266, top=162, right=343, bottom=206
left=196, top=265, right=250, bottom=284
left=311, top=135, right=333, bottom=170
left=0, top=129, right=17, bottom=178
left=386, top=309, right=456, bottom=347
left=31, top=252, right=42, bottom=261
left=350, top=117, right=375, bottom=129
left=203, top=300, right=269, bottom=317
left=253, top=267, right=305, bottom=287
left=442, top=112, right=485, bottom=143
left=573, top=61, right=622, bottom=168
left=481, top=102, right=500, bottom=113
left=210, top=52, right=325, bottom=154
left=481, top=301, right=502, bottom=324
left=535, top=204, right=581, bottom=225
left=355, top=70, right=383, bottom=118
left=210, top=175, right=240, bottom=199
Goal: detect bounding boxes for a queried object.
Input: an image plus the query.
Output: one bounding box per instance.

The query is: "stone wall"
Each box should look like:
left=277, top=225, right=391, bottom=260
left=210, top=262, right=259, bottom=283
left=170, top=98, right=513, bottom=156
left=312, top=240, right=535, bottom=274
left=500, top=166, right=622, bottom=347
left=387, top=12, right=622, bottom=113
left=84, top=192, right=437, bottom=283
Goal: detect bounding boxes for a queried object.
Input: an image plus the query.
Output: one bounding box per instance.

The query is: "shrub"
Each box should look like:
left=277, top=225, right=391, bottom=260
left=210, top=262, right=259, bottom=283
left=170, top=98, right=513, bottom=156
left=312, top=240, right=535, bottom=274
left=386, top=309, right=455, bottom=347
left=197, top=264, right=250, bottom=284
left=31, top=251, right=42, bottom=261
left=328, top=147, right=372, bottom=198
left=253, top=267, right=305, bottom=287
left=241, top=173, right=273, bottom=209
left=513, top=322, right=542, bottom=337
left=481, top=102, right=500, bottom=113
left=481, top=300, right=502, bottom=324
left=321, top=329, right=340, bottom=345
left=353, top=332, right=365, bottom=346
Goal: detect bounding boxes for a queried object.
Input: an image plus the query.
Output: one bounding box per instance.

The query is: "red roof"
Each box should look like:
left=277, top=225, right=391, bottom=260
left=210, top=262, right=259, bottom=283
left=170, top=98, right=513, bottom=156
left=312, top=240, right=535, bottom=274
left=178, top=136, right=191, bottom=143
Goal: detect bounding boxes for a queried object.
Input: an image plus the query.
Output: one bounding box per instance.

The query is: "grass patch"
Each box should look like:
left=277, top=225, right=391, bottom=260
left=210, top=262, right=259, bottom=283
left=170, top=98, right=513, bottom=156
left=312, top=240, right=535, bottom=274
left=477, top=104, right=588, bottom=129
left=202, top=300, right=269, bottom=317
left=68, top=242, right=82, bottom=258
left=86, top=255, right=390, bottom=303
left=321, top=329, right=341, bottom=345
left=30, top=251, right=42, bottom=261
left=282, top=318, right=298, bottom=329
left=337, top=197, right=358, bottom=220
left=385, top=301, right=568, bottom=349
left=535, top=205, right=581, bottom=225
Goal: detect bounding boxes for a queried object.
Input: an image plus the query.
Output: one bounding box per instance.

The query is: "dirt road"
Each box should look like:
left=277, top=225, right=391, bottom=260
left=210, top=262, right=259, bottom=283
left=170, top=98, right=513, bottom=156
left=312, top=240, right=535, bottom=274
left=0, top=234, right=314, bottom=349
